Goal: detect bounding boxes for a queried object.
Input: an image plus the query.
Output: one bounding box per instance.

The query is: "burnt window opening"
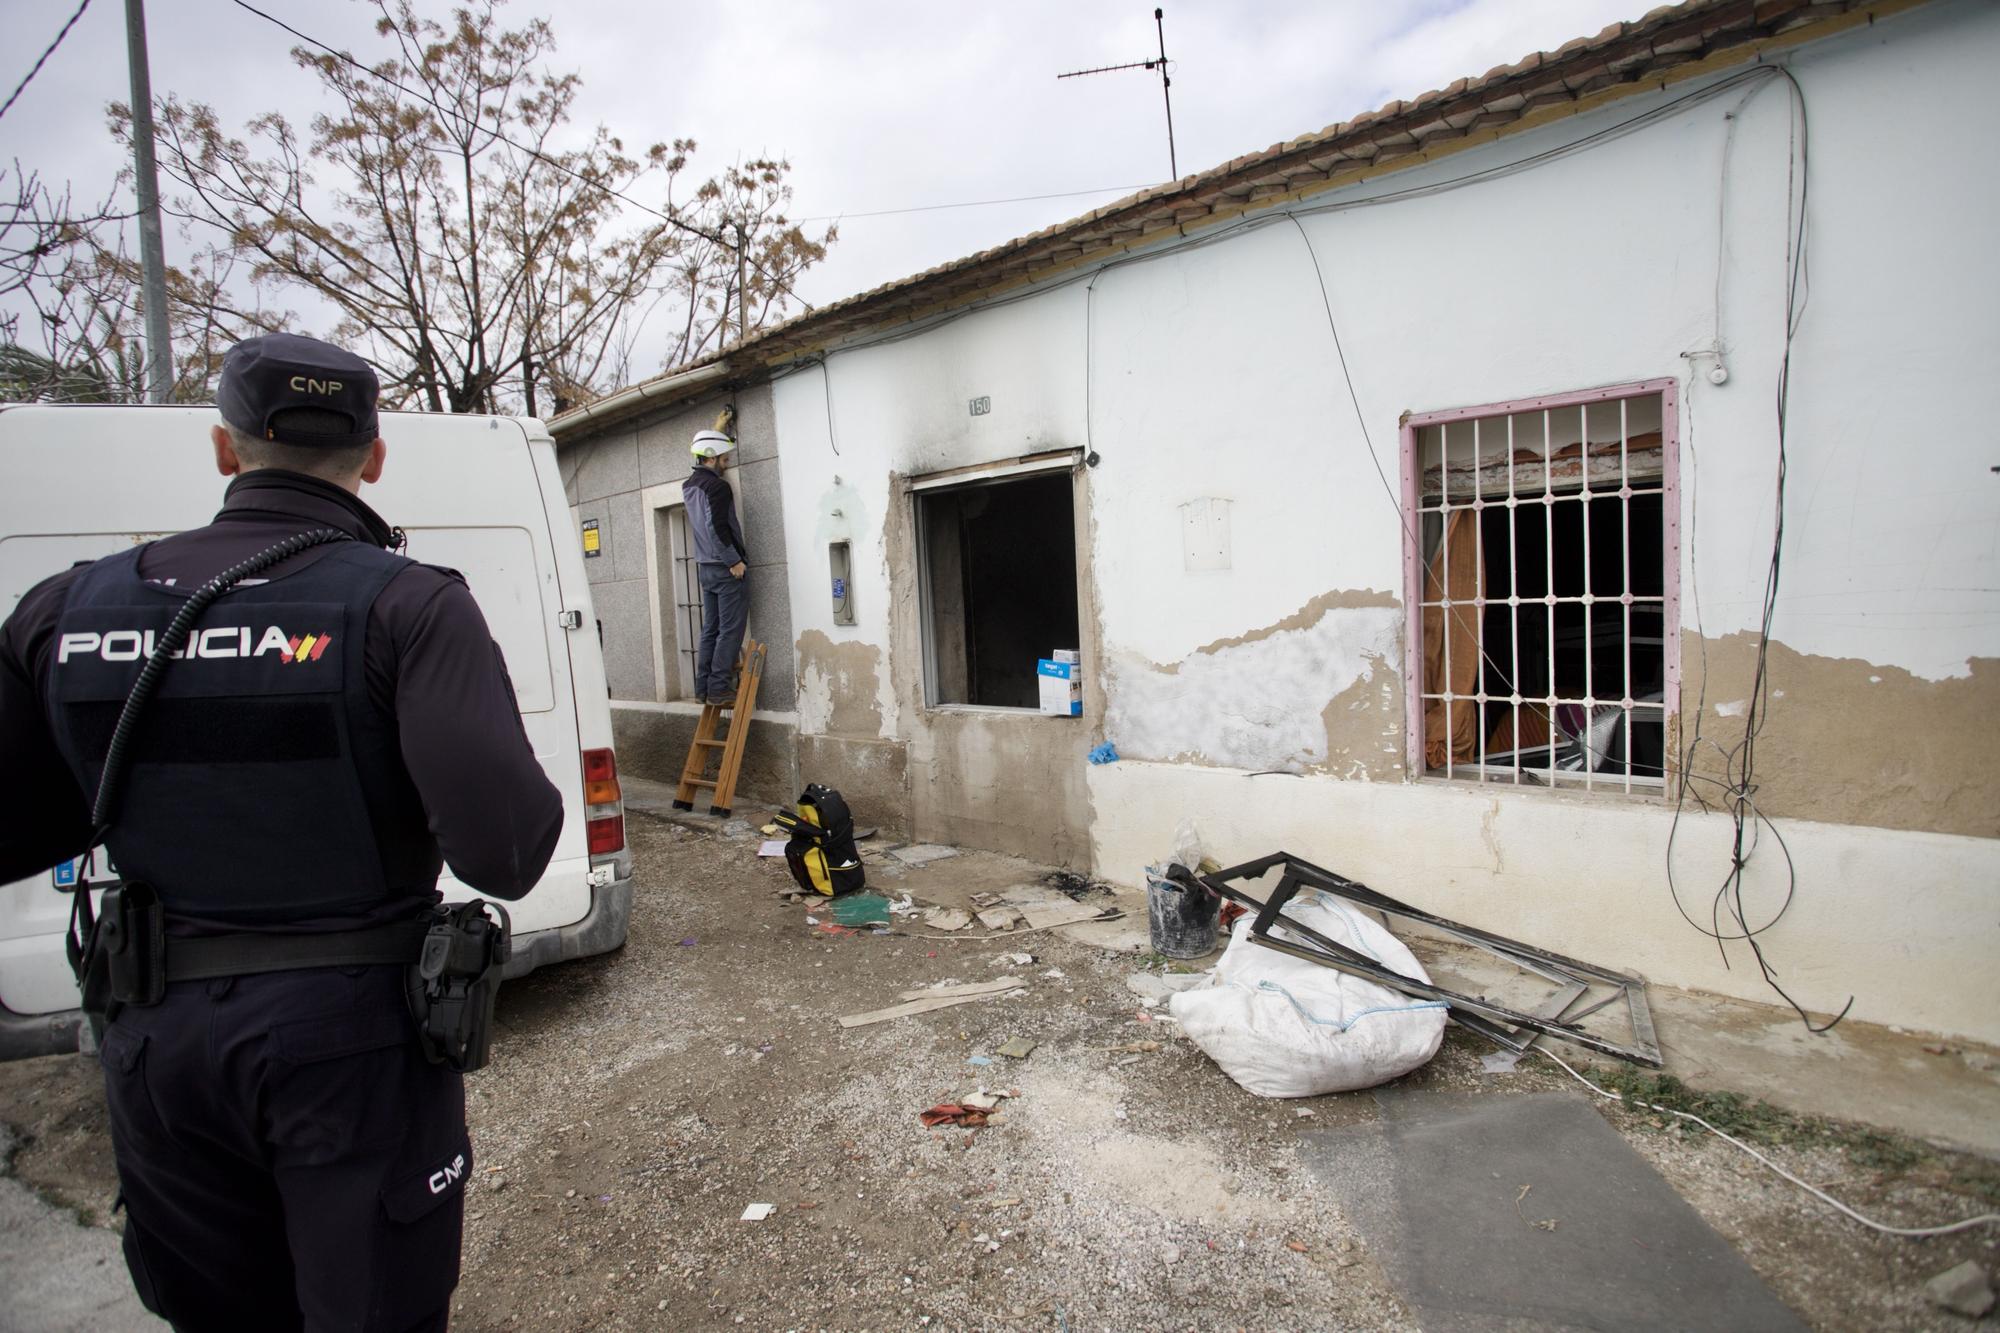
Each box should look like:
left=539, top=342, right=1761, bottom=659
left=917, top=470, right=1080, bottom=709
left=1410, top=388, right=1676, bottom=792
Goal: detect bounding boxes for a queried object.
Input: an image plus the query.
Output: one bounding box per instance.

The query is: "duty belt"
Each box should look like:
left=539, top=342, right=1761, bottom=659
left=163, top=920, right=431, bottom=983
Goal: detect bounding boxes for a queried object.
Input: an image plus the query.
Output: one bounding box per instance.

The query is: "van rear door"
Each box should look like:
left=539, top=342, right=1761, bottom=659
left=370, top=413, right=592, bottom=935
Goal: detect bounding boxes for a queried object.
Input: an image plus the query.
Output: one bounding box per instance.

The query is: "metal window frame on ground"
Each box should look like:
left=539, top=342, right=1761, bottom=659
left=1190, top=851, right=1662, bottom=1067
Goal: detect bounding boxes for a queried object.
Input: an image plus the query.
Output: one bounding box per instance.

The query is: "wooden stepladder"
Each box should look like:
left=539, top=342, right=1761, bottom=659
left=673, top=638, right=766, bottom=819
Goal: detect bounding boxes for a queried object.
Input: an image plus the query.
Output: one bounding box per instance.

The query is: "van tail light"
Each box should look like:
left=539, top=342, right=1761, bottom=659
left=582, top=747, right=621, bottom=806
left=582, top=747, right=625, bottom=857
left=587, top=813, right=626, bottom=855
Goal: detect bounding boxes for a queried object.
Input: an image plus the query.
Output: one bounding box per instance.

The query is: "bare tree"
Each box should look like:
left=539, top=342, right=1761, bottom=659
left=0, top=162, right=138, bottom=401
left=2, top=160, right=289, bottom=404
left=124, top=0, right=833, bottom=415
left=657, top=157, right=833, bottom=371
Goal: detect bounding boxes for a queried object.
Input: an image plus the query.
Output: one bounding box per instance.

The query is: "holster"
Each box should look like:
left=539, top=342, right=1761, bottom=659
left=405, top=900, right=511, bottom=1074
left=69, top=882, right=166, bottom=1024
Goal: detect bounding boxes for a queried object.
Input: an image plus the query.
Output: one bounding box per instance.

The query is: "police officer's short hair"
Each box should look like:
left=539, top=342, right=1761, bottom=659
left=223, top=417, right=374, bottom=480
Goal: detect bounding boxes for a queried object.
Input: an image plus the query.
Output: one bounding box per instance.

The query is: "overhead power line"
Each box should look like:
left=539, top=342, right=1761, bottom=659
left=0, top=0, right=93, bottom=123
left=226, top=0, right=733, bottom=248
left=793, top=184, right=1152, bottom=224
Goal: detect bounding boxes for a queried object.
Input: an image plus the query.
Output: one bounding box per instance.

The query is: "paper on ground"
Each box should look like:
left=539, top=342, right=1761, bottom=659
left=999, top=890, right=1106, bottom=930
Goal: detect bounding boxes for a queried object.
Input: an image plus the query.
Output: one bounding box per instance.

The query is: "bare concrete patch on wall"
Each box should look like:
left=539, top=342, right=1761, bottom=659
left=1102, top=591, right=1402, bottom=774
left=1681, top=634, right=1998, bottom=839
left=1320, top=652, right=1407, bottom=781
left=796, top=628, right=885, bottom=739
left=797, top=734, right=907, bottom=838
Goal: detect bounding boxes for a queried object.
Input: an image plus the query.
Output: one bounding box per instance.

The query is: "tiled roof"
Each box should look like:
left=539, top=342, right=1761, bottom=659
left=552, top=0, right=1914, bottom=438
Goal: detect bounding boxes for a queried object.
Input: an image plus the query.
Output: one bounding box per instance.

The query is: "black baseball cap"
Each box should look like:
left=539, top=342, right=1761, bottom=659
left=217, top=332, right=380, bottom=448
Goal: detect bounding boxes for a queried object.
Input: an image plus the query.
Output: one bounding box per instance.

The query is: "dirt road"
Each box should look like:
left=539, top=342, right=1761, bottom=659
left=2, top=811, right=1993, bottom=1330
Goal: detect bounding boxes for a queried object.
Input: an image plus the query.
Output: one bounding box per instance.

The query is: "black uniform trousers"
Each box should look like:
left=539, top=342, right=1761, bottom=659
left=98, top=963, right=469, bottom=1333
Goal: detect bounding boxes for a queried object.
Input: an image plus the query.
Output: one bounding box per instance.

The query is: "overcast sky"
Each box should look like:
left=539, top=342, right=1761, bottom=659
left=4, top=0, right=1637, bottom=378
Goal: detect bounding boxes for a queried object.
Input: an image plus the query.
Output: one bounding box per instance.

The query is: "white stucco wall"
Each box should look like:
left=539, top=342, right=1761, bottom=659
left=772, top=1, right=2000, bottom=1040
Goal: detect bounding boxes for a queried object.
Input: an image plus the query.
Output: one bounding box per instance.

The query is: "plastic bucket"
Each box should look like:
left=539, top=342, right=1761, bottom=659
left=1146, top=871, right=1219, bottom=959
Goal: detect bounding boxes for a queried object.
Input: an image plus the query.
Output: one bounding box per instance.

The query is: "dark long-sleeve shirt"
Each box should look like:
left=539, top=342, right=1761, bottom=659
left=682, top=465, right=748, bottom=568
left=0, top=469, right=563, bottom=916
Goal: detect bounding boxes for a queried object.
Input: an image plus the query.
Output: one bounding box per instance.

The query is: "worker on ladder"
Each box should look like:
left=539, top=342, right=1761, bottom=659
left=684, top=426, right=750, bottom=706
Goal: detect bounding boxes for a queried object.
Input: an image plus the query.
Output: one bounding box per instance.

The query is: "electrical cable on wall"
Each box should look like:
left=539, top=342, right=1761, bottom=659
left=1663, top=66, right=1850, bottom=1035
left=815, top=356, right=840, bottom=456
left=1284, top=212, right=1530, bottom=698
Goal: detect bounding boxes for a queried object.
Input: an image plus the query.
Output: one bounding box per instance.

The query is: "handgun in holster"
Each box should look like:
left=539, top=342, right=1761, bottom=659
left=69, top=882, right=167, bottom=1025
left=406, top=900, right=510, bottom=1073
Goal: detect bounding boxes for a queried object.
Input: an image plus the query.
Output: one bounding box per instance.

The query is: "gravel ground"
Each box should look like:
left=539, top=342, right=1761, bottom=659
left=2, top=809, right=1996, bottom=1331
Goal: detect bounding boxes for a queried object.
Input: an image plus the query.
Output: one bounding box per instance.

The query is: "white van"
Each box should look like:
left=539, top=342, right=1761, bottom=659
left=0, top=404, right=632, bottom=1059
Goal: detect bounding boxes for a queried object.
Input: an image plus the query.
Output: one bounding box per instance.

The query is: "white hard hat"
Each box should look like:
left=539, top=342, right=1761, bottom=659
left=691, top=429, right=735, bottom=458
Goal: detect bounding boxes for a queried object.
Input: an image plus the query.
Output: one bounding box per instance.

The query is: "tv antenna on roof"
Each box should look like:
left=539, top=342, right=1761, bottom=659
left=1058, top=7, right=1179, bottom=181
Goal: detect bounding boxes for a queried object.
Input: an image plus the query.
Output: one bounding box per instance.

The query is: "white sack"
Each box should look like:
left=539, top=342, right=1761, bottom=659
left=1168, top=892, right=1447, bottom=1098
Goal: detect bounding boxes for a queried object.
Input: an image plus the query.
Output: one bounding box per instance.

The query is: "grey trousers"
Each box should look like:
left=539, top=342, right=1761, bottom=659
left=696, top=562, right=749, bottom=700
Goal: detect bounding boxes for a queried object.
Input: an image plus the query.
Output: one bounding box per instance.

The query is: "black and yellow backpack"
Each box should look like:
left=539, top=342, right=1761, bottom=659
left=771, top=784, right=866, bottom=897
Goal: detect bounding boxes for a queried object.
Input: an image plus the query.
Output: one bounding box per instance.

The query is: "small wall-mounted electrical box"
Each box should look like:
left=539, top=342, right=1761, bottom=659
left=829, top=540, right=855, bottom=625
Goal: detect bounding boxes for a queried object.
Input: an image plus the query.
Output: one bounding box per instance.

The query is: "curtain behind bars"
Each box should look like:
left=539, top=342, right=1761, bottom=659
left=1421, top=509, right=1482, bottom=770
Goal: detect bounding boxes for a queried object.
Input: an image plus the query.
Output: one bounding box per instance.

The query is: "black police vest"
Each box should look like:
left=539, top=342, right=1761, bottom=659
left=46, top=541, right=423, bottom=922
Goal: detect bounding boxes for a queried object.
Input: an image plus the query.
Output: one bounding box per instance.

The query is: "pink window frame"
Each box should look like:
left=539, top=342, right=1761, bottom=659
left=1398, top=378, right=1681, bottom=789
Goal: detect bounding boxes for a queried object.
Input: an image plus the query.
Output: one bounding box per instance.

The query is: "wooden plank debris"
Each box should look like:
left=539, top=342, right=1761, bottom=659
left=838, top=980, right=1026, bottom=1029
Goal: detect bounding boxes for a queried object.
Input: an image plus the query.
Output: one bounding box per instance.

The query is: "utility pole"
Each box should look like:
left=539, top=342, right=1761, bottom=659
left=124, top=0, right=173, bottom=403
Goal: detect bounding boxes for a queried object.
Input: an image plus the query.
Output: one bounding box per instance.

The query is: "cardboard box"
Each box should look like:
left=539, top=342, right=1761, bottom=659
left=1050, top=648, right=1081, bottom=665
left=1037, top=659, right=1082, bottom=716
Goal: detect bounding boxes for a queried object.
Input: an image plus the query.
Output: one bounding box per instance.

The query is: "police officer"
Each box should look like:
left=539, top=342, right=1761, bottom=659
left=0, top=333, right=564, bottom=1331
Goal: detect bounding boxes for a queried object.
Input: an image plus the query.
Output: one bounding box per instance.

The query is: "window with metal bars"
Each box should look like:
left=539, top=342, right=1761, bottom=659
left=1399, top=381, right=1680, bottom=793
left=653, top=502, right=703, bottom=700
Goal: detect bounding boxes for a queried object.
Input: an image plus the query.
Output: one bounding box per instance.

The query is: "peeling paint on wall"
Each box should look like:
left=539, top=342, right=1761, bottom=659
left=1103, top=592, right=1402, bottom=773
left=796, top=629, right=884, bottom=739
left=1681, top=634, right=2000, bottom=839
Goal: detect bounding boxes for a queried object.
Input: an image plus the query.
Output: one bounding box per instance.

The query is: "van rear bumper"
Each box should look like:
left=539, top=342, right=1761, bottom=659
left=0, top=1007, right=84, bottom=1062
left=0, top=877, right=632, bottom=1060
left=501, top=873, right=633, bottom=979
